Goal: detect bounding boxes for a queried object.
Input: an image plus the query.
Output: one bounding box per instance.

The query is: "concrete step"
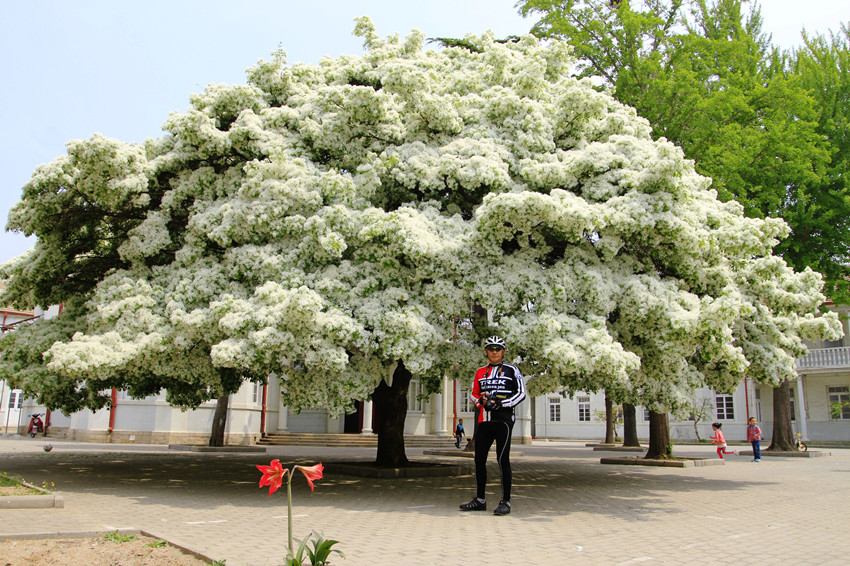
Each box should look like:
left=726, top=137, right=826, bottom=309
left=257, top=433, right=456, bottom=448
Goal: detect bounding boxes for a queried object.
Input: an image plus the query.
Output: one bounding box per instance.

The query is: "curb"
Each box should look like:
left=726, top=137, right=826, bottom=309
left=424, top=449, right=476, bottom=458
left=423, top=449, right=524, bottom=458
left=0, top=481, right=64, bottom=509
left=0, top=528, right=137, bottom=540
left=0, top=493, right=64, bottom=509
left=324, top=461, right=472, bottom=478
left=738, top=449, right=830, bottom=458
left=168, top=444, right=267, bottom=453
left=600, top=457, right=724, bottom=468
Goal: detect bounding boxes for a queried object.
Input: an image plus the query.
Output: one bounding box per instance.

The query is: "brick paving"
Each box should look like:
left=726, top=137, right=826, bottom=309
left=1, top=436, right=848, bottom=565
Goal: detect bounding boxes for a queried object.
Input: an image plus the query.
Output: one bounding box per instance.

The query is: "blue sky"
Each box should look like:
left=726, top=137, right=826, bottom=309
left=0, top=0, right=844, bottom=264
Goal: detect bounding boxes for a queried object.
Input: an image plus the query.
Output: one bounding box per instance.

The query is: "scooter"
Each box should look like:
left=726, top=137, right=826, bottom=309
left=27, top=413, right=44, bottom=437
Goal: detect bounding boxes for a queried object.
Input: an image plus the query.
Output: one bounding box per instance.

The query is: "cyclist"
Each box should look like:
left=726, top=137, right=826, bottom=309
left=459, top=336, right=526, bottom=516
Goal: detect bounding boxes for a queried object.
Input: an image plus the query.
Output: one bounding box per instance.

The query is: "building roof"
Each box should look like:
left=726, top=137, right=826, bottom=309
left=0, top=280, right=34, bottom=317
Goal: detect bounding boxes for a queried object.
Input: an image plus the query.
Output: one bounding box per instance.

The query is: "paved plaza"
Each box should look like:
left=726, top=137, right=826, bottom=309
left=0, top=436, right=847, bottom=565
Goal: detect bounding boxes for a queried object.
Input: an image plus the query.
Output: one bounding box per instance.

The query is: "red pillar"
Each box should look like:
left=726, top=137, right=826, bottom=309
left=108, top=388, right=118, bottom=432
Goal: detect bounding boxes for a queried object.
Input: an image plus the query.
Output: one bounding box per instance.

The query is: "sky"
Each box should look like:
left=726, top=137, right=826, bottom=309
left=0, top=0, right=844, bottom=264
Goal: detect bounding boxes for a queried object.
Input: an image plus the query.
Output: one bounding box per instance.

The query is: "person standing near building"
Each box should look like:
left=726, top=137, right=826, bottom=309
left=747, top=417, right=762, bottom=462
left=454, top=419, right=465, bottom=448
left=459, top=336, right=526, bottom=516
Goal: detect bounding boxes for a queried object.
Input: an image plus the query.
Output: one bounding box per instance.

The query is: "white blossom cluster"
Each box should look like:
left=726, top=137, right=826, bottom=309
left=11, top=18, right=841, bottom=413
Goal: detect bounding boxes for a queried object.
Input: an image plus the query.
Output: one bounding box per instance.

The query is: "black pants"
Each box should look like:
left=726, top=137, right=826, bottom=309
left=474, top=420, right=514, bottom=502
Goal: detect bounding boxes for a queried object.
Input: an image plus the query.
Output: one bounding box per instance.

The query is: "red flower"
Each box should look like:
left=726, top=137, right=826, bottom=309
left=295, top=463, right=324, bottom=492
left=257, top=459, right=287, bottom=496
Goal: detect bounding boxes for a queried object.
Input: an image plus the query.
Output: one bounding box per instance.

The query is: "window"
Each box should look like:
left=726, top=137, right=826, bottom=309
left=828, top=386, right=850, bottom=420
left=643, top=407, right=651, bottom=422
left=755, top=388, right=762, bottom=422
left=7, top=390, right=22, bottom=409
left=577, top=396, right=590, bottom=422
left=408, top=380, right=424, bottom=412
left=548, top=397, right=561, bottom=422
left=459, top=386, right=474, bottom=413
left=252, top=383, right=261, bottom=404
left=715, top=394, right=734, bottom=420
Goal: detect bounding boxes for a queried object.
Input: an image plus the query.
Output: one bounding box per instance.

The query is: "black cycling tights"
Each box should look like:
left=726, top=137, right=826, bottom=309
left=474, top=420, right=514, bottom=502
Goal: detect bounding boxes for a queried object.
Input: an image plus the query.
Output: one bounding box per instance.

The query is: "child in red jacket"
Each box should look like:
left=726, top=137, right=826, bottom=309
left=747, top=417, right=762, bottom=462
left=711, top=422, right=736, bottom=458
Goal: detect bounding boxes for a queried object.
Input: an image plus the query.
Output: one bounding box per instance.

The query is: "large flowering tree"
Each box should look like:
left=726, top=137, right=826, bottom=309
left=2, top=18, right=840, bottom=461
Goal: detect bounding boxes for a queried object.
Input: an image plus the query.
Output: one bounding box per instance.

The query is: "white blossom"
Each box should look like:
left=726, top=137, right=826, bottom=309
left=21, top=19, right=840, bottom=413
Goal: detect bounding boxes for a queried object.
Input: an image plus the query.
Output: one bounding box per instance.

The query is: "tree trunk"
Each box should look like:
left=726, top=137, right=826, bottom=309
left=209, top=394, right=229, bottom=447
left=463, top=406, right=480, bottom=452
left=645, top=410, right=670, bottom=459
left=622, top=403, right=640, bottom=447
left=372, top=361, right=411, bottom=467
left=768, top=380, right=796, bottom=451
left=604, top=393, right=615, bottom=444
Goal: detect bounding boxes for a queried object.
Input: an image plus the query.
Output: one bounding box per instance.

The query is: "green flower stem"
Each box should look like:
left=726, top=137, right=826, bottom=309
left=287, top=472, right=294, bottom=557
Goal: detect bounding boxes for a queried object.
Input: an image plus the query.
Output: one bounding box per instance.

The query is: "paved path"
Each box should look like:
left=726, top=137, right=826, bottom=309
left=1, top=436, right=847, bottom=565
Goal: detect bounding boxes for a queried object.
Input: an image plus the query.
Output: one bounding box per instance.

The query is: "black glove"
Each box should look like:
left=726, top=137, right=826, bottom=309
left=481, top=394, right=501, bottom=411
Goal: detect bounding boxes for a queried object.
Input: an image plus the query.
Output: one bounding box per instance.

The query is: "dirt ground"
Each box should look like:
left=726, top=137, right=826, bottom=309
left=0, top=485, right=39, bottom=496
left=0, top=534, right=211, bottom=566
left=2, top=481, right=211, bottom=564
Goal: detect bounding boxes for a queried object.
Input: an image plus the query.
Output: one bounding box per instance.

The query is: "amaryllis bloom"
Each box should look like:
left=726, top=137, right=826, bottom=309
left=257, top=459, right=287, bottom=496
left=295, top=463, right=324, bottom=492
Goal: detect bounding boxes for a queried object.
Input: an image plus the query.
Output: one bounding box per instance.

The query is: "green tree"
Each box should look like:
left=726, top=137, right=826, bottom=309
left=593, top=393, right=623, bottom=443
left=791, top=25, right=850, bottom=302
left=518, top=0, right=847, bottom=454
left=2, top=18, right=839, bottom=463
left=688, top=395, right=714, bottom=441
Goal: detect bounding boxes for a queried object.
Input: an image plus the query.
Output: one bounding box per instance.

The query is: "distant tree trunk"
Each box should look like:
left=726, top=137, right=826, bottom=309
left=645, top=410, right=670, bottom=459
left=604, top=394, right=615, bottom=443
left=373, top=361, right=411, bottom=467
left=622, top=403, right=640, bottom=447
left=768, top=380, right=796, bottom=451
left=463, top=406, right=480, bottom=452
left=209, top=394, right=229, bottom=447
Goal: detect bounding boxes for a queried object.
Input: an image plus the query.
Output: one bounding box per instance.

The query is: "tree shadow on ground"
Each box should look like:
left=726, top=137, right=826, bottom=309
left=0, top=450, right=779, bottom=524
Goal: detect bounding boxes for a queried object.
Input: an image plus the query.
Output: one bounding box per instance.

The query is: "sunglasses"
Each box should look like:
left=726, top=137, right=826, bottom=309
left=485, top=346, right=505, bottom=352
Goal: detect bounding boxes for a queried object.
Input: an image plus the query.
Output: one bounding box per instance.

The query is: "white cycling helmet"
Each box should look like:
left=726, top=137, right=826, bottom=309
left=484, top=336, right=506, bottom=350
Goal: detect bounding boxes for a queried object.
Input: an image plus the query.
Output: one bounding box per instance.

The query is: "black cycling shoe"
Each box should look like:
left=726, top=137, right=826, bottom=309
left=493, top=500, right=511, bottom=515
left=459, top=498, right=486, bottom=511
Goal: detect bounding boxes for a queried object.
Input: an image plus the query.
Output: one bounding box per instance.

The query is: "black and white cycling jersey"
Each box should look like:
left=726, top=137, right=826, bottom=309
left=470, top=363, right=526, bottom=424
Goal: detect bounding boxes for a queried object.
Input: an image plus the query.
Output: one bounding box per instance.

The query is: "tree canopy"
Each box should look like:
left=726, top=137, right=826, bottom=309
left=518, top=0, right=850, bottom=304
left=1, top=17, right=840, bottom=422
left=790, top=24, right=850, bottom=301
